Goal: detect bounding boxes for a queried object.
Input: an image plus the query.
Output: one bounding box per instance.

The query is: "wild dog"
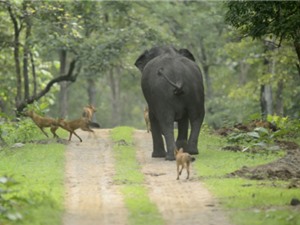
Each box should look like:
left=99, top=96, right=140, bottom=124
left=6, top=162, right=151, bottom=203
left=144, top=106, right=151, bottom=133
left=83, top=104, right=100, bottom=138
left=82, top=104, right=96, bottom=122
left=23, top=110, right=59, bottom=138
left=175, top=148, right=196, bottom=180
left=57, top=117, right=99, bottom=142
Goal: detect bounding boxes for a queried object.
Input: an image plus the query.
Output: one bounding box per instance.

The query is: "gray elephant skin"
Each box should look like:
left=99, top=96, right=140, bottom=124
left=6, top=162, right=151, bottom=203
left=135, top=46, right=205, bottom=160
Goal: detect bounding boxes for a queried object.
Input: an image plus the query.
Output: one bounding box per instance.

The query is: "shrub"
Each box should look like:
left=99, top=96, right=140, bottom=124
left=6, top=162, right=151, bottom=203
left=0, top=176, right=25, bottom=223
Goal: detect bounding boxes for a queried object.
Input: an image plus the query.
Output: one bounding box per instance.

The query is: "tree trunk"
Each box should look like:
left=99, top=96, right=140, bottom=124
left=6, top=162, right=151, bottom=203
left=30, top=52, right=37, bottom=97
left=260, top=61, right=273, bottom=120
left=293, top=40, right=300, bottom=78
left=239, top=62, right=249, bottom=86
left=198, top=36, right=212, bottom=99
left=260, top=41, right=277, bottom=120
left=109, top=67, right=121, bottom=127
left=23, top=7, right=31, bottom=100
left=59, top=50, right=68, bottom=118
left=260, top=84, right=273, bottom=120
left=7, top=3, right=22, bottom=108
left=275, top=80, right=284, bottom=116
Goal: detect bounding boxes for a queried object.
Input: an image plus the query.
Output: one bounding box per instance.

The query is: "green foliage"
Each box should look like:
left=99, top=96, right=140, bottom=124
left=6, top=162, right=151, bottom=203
left=224, top=115, right=300, bottom=152
left=227, top=127, right=281, bottom=152
left=0, top=143, right=65, bottom=225
left=0, top=119, right=40, bottom=146
left=1, top=1, right=300, bottom=128
left=267, top=115, right=300, bottom=138
left=0, top=176, right=24, bottom=223
left=225, top=2, right=300, bottom=40
left=195, top=131, right=300, bottom=225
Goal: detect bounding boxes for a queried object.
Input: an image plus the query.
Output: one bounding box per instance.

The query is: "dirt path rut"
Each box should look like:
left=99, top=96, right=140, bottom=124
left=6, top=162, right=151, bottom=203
left=63, top=129, right=231, bottom=225
left=63, top=129, right=128, bottom=225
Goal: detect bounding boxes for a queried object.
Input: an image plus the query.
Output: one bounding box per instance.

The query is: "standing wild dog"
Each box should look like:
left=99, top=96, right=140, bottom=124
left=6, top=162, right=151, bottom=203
left=175, top=148, right=195, bottom=180
left=82, top=104, right=96, bottom=121
left=82, top=104, right=100, bottom=138
left=57, top=117, right=99, bottom=142
left=23, top=110, right=59, bottom=138
left=144, top=106, right=151, bottom=133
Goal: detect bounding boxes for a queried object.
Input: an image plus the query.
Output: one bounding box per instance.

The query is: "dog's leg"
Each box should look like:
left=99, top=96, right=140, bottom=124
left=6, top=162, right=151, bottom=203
left=68, top=132, right=73, bottom=141
left=39, top=127, right=49, bottom=138
left=73, top=131, right=82, bottom=142
left=186, top=162, right=190, bottom=179
left=51, top=126, right=59, bottom=138
left=179, top=165, right=184, bottom=177
left=176, top=163, right=180, bottom=180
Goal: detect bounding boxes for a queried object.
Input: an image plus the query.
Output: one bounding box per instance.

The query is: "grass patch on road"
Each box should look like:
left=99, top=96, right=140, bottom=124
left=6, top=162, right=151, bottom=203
left=111, top=127, right=164, bottom=225
left=0, top=142, right=65, bottom=225
left=194, top=129, right=300, bottom=225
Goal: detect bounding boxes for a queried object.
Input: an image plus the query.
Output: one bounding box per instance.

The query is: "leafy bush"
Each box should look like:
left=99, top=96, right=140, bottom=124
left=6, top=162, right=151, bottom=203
left=267, top=115, right=300, bottom=138
left=0, top=119, right=40, bottom=146
left=0, top=176, right=24, bottom=223
left=227, top=127, right=280, bottom=152
left=226, top=115, right=300, bottom=152
left=0, top=102, right=54, bottom=147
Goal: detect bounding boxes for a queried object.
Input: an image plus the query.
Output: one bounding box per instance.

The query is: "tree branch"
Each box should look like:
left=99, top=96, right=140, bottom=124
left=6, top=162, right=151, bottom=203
left=16, top=59, right=77, bottom=113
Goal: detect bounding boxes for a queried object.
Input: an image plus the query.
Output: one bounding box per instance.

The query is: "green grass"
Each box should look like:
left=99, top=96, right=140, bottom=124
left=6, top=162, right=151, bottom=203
left=195, top=130, right=300, bottom=225
left=111, top=127, right=164, bottom=225
left=0, top=142, right=65, bottom=225
left=2, top=125, right=299, bottom=225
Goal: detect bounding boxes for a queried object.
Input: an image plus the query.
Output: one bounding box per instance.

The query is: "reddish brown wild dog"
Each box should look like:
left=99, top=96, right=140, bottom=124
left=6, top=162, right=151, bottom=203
left=175, top=148, right=196, bottom=180
left=144, top=106, right=151, bottom=133
left=23, top=110, right=59, bottom=138
left=57, top=117, right=94, bottom=142
left=82, top=104, right=96, bottom=121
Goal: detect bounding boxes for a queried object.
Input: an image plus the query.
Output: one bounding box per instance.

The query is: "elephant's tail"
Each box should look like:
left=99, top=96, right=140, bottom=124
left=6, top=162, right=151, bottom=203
left=158, top=68, right=184, bottom=95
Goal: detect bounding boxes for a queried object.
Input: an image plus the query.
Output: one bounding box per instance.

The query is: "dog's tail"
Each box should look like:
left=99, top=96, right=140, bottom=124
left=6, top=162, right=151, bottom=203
left=88, top=121, right=101, bottom=128
left=189, top=156, right=196, bottom=162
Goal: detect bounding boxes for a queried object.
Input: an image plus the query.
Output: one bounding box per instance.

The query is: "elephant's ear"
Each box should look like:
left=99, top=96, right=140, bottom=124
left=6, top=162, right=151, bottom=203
left=134, top=50, right=149, bottom=72
left=178, top=49, right=196, bottom=62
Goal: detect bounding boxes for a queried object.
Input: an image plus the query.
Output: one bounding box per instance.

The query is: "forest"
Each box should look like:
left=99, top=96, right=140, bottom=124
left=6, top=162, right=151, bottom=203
left=1, top=2, right=300, bottom=224
left=0, top=1, right=300, bottom=129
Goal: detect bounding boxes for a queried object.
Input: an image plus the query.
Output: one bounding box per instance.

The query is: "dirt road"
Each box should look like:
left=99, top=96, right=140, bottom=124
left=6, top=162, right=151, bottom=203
left=63, top=129, right=231, bottom=225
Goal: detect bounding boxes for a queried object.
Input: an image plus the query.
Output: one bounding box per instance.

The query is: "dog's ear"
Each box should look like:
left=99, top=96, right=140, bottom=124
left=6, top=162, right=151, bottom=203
left=178, top=148, right=184, bottom=153
left=174, top=148, right=179, bottom=156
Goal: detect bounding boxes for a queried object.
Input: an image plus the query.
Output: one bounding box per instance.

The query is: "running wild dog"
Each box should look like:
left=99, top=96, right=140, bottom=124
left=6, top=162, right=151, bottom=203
left=23, top=110, right=59, bottom=138
left=82, top=104, right=96, bottom=121
left=175, top=148, right=196, bottom=180
left=57, top=117, right=99, bottom=142
left=144, top=106, right=151, bottom=133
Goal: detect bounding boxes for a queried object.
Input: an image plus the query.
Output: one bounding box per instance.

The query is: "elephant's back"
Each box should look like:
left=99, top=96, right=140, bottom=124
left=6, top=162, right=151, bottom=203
left=142, top=54, right=204, bottom=102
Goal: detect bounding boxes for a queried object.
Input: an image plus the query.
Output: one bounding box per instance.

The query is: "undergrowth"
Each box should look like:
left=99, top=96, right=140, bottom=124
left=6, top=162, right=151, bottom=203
left=194, top=128, right=300, bottom=225
left=0, top=143, right=65, bottom=225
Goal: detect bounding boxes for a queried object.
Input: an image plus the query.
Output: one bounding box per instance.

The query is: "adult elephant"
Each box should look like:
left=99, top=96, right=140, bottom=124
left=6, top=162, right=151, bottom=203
left=135, top=46, right=205, bottom=160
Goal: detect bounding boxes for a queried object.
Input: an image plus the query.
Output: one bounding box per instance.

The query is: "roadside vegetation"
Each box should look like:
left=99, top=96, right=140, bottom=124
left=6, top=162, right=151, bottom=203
left=0, top=120, right=299, bottom=225
left=111, top=126, right=164, bottom=225
left=195, top=125, right=300, bottom=225
left=0, top=142, right=65, bottom=225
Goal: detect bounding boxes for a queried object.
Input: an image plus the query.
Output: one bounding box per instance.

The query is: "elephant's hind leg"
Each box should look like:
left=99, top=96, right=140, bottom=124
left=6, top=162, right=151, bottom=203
left=150, top=115, right=166, bottom=158
left=187, top=117, right=203, bottom=155
left=176, top=118, right=188, bottom=149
